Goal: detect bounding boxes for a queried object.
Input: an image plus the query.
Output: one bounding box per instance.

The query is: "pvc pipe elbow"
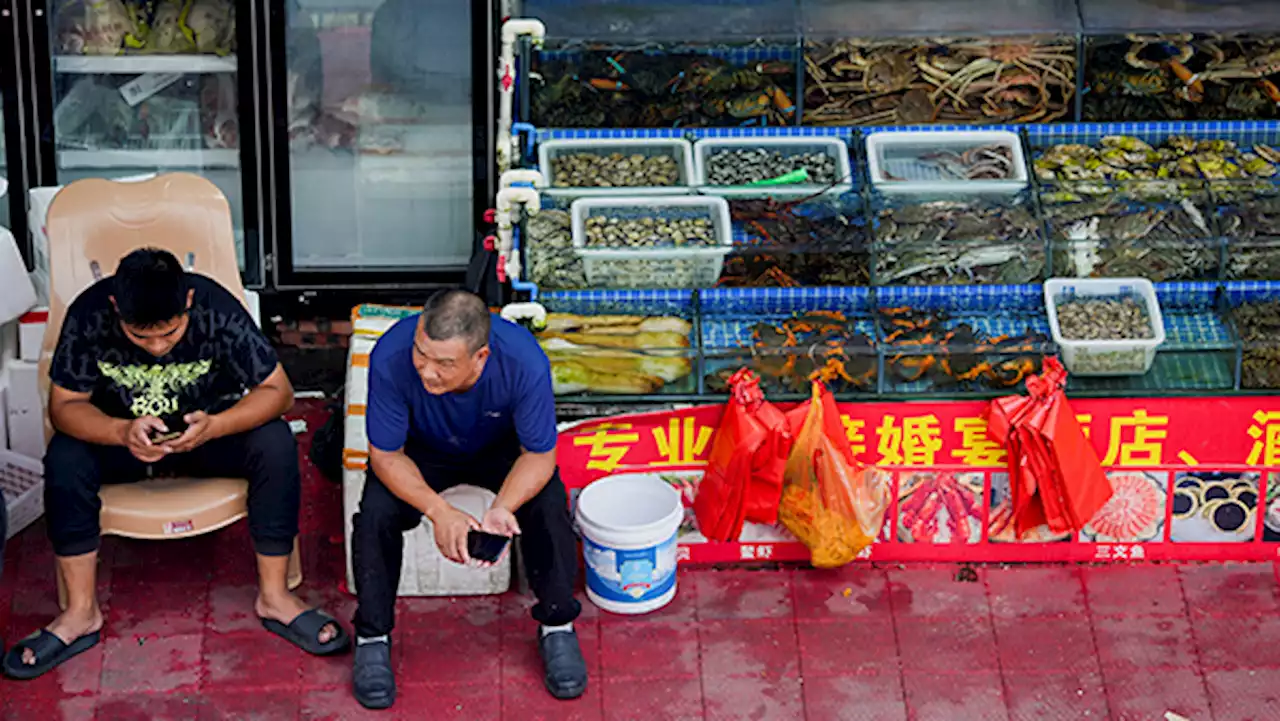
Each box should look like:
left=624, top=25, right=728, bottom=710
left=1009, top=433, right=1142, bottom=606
left=501, top=19, right=546, bottom=46
left=499, top=170, right=545, bottom=189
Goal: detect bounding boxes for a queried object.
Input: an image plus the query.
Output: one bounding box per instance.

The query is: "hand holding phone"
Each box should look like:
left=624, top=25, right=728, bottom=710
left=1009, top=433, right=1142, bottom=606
left=149, top=415, right=189, bottom=444
left=466, top=530, right=511, bottom=564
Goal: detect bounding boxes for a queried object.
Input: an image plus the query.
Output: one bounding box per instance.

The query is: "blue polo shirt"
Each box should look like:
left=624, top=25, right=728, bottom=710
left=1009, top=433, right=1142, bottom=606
left=365, top=313, right=557, bottom=461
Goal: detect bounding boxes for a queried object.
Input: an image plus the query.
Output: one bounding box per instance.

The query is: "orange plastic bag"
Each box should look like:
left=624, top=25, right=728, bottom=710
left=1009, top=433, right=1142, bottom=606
left=778, top=382, right=888, bottom=568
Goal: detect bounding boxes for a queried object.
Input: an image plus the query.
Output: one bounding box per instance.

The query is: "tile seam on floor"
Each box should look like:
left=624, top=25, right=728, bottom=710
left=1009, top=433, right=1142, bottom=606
left=1175, top=565, right=1218, bottom=721
left=981, top=567, right=1015, bottom=721
left=1075, top=564, right=1117, bottom=721
left=880, top=566, right=910, bottom=721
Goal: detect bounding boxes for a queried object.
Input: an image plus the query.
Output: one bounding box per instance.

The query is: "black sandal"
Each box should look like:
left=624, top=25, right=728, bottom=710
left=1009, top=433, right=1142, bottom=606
left=2, top=629, right=101, bottom=680
left=260, top=608, right=351, bottom=656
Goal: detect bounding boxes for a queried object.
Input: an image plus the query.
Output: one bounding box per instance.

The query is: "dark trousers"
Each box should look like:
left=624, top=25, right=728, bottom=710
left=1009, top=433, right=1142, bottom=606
left=43, top=419, right=301, bottom=558
left=351, top=450, right=581, bottom=638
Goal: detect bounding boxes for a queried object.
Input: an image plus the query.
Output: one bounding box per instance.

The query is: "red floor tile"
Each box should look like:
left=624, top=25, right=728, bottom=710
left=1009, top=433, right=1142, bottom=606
left=206, top=583, right=261, bottom=635
left=796, top=617, right=900, bottom=676
left=2, top=695, right=97, bottom=721
left=1102, top=665, right=1211, bottom=721
left=400, top=594, right=503, bottom=630
left=202, top=629, right=303, bottom=691
left=1202, top=667, right=1280, bottom=721
left=791, top=566, right=892, bottom=620
left=1191, top=614, right=1280, bottom=670
left=1092, top=614, right=1198, bottom=670
left=1179, top=563, right=1280, bottom=617
left=986, top=566, right=1085, bottom=619
left=200, top=688, right=301, bottom=720
left=602, top=676, right=705, bottom=721
left=501, top=676, right=605, bottom=721
left=399, top=625, right=501, bottom=686
left=398, top=681, right=502, bottom=721
left=901, top=669, right=1010, bottom=721
left=600, top=620, right=700, bottom=680
left=1001, top=669, right=1109, bottom=721
left=695, top=570, right=794, bottom=621
left=106, top=579, right=209, bottom=639
left=94, top=692, right=213, bottom=720
left=993, top=616, right=1099, bottom=673
left=701, top=675, right=804, bottom=721
left=299, top=686, right=394, bottom=720
left=99, top=633, right=203, bottom=694
left=800, top=673, right=908, bottom=721
left=110, top=538, right=214, bottom=587
left=699, top=619, right=799, bottom=680
left=896, top=616, right=1000, bottom=672
left=885, top=566, right=990, bottom=618
left=502, top=619, right=602, bottom=687
left=1082, top=564, right=1187, bottom=617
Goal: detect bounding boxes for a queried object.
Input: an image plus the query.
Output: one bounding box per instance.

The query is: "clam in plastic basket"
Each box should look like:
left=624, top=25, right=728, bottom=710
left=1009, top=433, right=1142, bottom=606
left=570, top=196, right=733, bottom=289
left=1045, top=278, right=1166, bottom=377
left=866, top=129, right=1028, bottom=195
left=539, top=137, right=695, bottom=197
left=692, top=136, right=854, bottom=198
left=0, top=450, right=44, bottom=540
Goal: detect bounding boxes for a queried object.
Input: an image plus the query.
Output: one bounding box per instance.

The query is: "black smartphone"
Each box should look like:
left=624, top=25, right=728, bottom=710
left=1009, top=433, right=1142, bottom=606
left=466, top=530, right=510, bottom=563
left=150, top=416, right=189, bottom=443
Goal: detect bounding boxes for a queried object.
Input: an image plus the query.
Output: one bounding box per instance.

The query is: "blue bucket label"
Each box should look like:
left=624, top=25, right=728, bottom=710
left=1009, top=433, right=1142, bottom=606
left=583, top=531, right=678, bottom=605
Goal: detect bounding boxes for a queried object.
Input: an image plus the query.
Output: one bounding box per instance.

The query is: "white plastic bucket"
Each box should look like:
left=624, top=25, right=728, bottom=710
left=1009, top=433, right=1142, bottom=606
left=575, top=474, right=683, bottom=615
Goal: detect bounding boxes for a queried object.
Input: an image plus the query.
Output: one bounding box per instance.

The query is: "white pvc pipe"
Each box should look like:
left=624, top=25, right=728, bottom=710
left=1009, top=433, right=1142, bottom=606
left=496, top=19, right=546, bottom=173
left=494, top=186, right=540, bottom=280
left=499, top=169, right=545, bottom=190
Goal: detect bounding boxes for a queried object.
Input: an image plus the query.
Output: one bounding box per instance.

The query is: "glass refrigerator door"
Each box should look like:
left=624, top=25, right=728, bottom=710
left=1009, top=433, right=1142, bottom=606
left=38, top=0, right=262, bottom=285
left=273, top=0, right=485, bottom=285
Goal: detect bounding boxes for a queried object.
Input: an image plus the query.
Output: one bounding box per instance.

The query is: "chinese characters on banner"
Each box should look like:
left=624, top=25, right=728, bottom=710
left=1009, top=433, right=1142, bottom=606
left=557, top=397, right=1280, bottom=565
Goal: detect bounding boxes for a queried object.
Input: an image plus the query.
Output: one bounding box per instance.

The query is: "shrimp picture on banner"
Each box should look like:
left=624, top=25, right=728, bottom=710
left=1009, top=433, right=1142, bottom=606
left=896, top=471, right=984, bottom=544
left=987, top=473, right=1072, bottom=543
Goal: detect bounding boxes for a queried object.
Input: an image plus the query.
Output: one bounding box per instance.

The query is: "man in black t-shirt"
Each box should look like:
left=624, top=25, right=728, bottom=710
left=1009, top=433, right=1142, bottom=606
left=2, top=248, right=351, bottom=680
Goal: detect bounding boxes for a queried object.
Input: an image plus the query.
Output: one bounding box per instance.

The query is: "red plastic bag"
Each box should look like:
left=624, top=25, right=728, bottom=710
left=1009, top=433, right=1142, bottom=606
left=778, top=382, right=888, bottom=568
left=985, top=357, right=1112, bottom=538
left=695, top=369, right=788, bottom=540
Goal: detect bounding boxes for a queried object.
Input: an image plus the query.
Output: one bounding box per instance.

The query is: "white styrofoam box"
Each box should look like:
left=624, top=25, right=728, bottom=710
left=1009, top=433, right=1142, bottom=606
left=692, top=136, right=854, bottom=198
left=6, top=359, right=44, bottom=459
left=18, top=309, right=47, bottom=363
left=343, top=468, right=511, bottom=597
left=1, top=449, right=43, bottom=541
left=0, top=320, right=17, bottom=364
left=0, top=380, right=9, bottom=450
left=1045, top=277, right=1166, bottom=377
left=539, top=137, right=695, bottom=197
left=0, top=227, right=37, bottom=326
left=243, top=289, right=261, bottom=328
left=866, top=130, right=1028, bottom=195
left=570, top=195, right=733, bottom=289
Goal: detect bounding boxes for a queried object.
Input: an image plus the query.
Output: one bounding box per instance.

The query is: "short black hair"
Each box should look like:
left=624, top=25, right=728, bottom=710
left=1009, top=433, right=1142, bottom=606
left=112, top=248, right=190, bottom=328
left=421, top=289, right=490, bottom=353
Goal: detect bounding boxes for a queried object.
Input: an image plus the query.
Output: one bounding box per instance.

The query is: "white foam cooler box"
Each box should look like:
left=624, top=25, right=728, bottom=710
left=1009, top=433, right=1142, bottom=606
left=341, top=304, right=511, bottom=597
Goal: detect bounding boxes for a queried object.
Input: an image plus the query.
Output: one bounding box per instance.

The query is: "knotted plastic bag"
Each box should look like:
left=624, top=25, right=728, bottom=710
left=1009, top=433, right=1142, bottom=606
left=778, top=382, right=888, bottom=568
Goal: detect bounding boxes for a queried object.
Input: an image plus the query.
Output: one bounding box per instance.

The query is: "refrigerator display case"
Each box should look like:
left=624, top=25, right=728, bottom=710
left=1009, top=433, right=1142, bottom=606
left=27, top=0, right=264, bottom=285
left=263, top=0, right=495, bottom=289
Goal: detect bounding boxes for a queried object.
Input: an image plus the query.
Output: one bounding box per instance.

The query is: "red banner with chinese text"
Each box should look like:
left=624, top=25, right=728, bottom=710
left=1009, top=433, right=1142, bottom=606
left=558, top=397, right=1280, bottom=565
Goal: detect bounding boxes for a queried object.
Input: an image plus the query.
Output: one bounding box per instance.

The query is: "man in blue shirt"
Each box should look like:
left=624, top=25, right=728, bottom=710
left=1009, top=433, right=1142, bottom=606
left=350, top=290, right=584, bottom=709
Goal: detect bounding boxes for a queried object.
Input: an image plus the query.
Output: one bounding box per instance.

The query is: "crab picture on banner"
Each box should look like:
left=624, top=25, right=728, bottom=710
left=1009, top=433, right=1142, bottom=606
left=1265, top=474, right=1280, bottom=542
left=1170, top=472, right=1259, bottom=543
left=987, top=472, right=1072, bottom=543
left=896, top=471, right=983, bottom=544
left=1079, top=471, right=1167, bottom=543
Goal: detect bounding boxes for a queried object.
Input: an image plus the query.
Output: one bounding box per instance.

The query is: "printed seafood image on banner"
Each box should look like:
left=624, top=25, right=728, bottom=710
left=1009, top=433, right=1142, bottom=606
left=1079, top=472, right=1168, bottom=544
left=897, top=471, right=983, bottom=544
left=988, top=472, right=1072, bottom=544
left=1265, top=474, right=1280, bottom=543
left=1171, top=472, right=1260, bottom=543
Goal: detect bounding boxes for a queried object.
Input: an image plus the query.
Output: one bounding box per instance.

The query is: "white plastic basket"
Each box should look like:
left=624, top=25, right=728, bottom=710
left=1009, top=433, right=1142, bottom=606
left=866, top=130, right=1028, bottom=195
left=1045, top=277, right=1166, bottom=377
left=539, top=138, right=695, bottom=197
left=0, top=449, right=44, bottom=540
left=570, top=196, right=732, bottom=289
left=692, top=136, right=854, bottom=198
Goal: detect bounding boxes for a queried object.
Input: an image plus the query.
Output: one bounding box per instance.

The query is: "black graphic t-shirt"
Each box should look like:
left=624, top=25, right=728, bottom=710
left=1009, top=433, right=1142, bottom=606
left=50, top=274, right=279, bottom=421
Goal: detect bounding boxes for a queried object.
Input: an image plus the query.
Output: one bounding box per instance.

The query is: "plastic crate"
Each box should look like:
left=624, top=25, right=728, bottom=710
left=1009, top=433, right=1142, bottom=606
left=866, top=130, right=1028, bottom=195
left=1045, top=278, right=1166, bottom=377
left=0, top=450, right=43, bottom=540
left=570, top=196, right=732, bottom=289
left=539, top=138, right=695, bottom=197
left=692, top=136, right=853, bottom=198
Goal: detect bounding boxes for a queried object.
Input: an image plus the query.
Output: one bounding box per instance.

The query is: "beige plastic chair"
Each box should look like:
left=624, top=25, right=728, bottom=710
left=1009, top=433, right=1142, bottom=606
left=40, top=174, right=301, bottom=606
